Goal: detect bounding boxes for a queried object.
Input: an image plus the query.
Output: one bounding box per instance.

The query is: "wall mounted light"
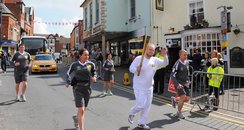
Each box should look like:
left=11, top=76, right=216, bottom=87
left=233, top=24, right=244, bottom=35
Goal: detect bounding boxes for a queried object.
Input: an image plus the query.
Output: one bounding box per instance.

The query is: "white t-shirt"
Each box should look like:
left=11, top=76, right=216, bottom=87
left=129, top=55, right=168, bottom=91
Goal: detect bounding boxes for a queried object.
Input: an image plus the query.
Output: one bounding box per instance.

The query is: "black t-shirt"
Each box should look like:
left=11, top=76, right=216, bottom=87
left=11, top=51, right=31, bottom=73
left=66, top=61, right=97, bottom=87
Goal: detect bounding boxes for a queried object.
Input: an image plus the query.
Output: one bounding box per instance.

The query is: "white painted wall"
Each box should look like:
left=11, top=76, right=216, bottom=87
left=155, top=0, right=244, bottom=74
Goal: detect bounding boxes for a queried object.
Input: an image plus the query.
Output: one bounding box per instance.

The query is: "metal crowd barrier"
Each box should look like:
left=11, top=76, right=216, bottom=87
left=190, top=71, right=244, bottom=114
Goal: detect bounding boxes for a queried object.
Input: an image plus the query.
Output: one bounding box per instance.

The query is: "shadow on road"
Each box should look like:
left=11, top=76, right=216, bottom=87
left=90, top=93, right=106, bottom=99
left=148, top=113, right=180, bottom=129
left=118, top=126, right=145, bottom=130
left=0, top=99, right=18, bottom=106
left=118, top=126, right=130, bottom=130
left=49, top=82, right=66, bottom=87
left=188, top=111, right=209, bottom=118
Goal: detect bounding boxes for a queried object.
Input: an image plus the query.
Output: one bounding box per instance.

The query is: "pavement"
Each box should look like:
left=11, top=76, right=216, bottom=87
left=112, top=65, right=244, bottom=126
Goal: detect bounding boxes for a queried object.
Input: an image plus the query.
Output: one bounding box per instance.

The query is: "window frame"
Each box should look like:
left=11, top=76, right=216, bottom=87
left=84, top=7, right=88, bottom=31
left=89, top=2, right=93, bottom=28
left=188, top=0, right=204, bottom=24
left=130, top=0, right=136, bottom=18
left=95, top=0, right=99, bottom=24
left=183, top=32, right=222, bottom=55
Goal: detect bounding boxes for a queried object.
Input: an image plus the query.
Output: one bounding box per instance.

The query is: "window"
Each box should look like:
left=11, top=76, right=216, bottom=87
left=184, top=33, right=221, bottom=55
left=25, top=13, right=30, bottom=23
left=85, top=7, right=88, bottom=30
left=189, top=1, right=204, bottom=24
left=95, top=0, right=99, bottom=23
left=89, top=3, right=93, bottom=28
left=130, top=0, right=136, bottom=18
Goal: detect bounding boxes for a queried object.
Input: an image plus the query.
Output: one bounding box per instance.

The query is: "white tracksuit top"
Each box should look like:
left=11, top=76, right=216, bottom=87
left=129, top=55, right=169, bottom=91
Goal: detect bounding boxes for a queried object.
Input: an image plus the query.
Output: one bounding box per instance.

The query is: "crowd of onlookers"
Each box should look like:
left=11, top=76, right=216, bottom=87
left=189, top=48, right=225, bottom=95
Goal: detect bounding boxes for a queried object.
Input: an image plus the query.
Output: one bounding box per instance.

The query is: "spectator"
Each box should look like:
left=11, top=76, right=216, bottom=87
left=96, top=49, right=103, bottom=62
left=102, top=53, right=115, bottom=96
left=153, top=47, right=167, bottom=94
left=207, top=58, right=224, bottom=111
left=192, top=48, right=202, bottom=71
left=202, top=51, right=211, bottom=89
left=1, top=51, right=8, bottom=73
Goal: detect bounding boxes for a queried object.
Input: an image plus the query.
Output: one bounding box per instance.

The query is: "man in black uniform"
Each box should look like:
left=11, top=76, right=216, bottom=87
left=66, top=48, right=96, bottom=130
left=11, top=43, right=32, bottom=102
left=1, top=51, right=8, bottom=73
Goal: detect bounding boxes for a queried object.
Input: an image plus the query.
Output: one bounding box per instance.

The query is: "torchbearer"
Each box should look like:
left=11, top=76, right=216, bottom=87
left=128, top=36, right=169, bottom=129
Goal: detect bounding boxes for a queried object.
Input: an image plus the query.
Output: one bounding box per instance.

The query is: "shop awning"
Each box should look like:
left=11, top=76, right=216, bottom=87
left=1, top=40, right=17, bottom=47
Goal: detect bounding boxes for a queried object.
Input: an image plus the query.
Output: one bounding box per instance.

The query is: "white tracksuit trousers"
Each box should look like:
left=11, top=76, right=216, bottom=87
left=129, top=88, right=153, bottom=125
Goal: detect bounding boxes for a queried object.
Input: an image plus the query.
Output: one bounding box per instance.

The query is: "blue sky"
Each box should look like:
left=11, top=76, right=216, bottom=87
left=24, top=0, right=84, bottom=37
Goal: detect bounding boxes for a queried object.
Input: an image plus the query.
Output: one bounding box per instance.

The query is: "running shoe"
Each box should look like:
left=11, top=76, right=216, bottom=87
left=128, top=115, right=134, bottom=124
left=21, top=95, right=26, bottom=102
left=16, top=95, right=20, bottom=102
left=102, top=91, right=107, bottom=96
left=171, top=96, right=177, bottom=108
left=109, top=91, right=113, bottom=96
left=137, top=124, right=150, bottom=130
left=175, top=111, right=185, bottom=119
left=72, top=115, right=79, bottom=128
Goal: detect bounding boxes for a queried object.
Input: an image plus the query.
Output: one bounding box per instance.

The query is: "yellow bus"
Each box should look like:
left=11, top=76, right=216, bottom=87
left=19, top=36, right=49, bottom=58
left=129, top=38, right=143, bottom=55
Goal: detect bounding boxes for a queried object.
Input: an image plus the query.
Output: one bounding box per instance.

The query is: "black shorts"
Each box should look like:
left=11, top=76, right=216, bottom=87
left=14, top=73, right=28, bottom=84
left=103, top=71, right=114, bottom=81
left=73, top=87, right=91, bottom=108
left=177, top=86, right=190, bottom=97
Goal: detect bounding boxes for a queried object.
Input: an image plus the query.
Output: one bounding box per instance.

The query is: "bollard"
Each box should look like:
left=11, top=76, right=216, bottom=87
left=123, top=73, right=130, bottom=85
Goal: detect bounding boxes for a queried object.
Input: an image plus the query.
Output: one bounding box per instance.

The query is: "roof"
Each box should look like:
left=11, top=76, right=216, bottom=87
left=0, top=3, right=17, bottom=19
left=33, top=34, right=50, bottom=38
left=59, top=37, right=70, bottom=43
left=21, top=36, right=47, bottom=39
left=80, top=0, right=90, bottom=7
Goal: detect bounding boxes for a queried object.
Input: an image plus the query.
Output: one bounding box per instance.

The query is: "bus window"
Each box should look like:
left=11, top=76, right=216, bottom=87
left=130, top=42, right=143, bottom=55
left=20, top=37, right=48, bottom=56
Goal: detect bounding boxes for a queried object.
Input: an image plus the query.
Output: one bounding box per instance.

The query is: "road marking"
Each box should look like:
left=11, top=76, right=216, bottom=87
left=97, top=80, right=244, bottom=127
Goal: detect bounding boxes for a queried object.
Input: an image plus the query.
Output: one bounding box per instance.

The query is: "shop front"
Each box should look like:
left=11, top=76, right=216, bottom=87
left=1, top=40, right=17, bottom=56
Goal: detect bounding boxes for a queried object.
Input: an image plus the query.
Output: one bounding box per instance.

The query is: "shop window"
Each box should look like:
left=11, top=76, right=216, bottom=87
left=184, top=32, right=221, bottom=55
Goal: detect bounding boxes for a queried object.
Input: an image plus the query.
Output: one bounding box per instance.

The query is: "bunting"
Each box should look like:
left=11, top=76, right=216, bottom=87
left=34, top=21, right=79, bottom=26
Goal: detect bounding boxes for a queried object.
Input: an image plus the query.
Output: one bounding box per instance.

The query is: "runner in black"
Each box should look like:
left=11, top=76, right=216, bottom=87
left=11, top=43, right=32, bottom=102
left=66, top=48, right=96, bottom=130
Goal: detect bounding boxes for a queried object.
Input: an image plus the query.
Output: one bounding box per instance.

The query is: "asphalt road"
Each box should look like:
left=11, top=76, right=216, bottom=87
left=0, top=65, right=243, bottom=130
